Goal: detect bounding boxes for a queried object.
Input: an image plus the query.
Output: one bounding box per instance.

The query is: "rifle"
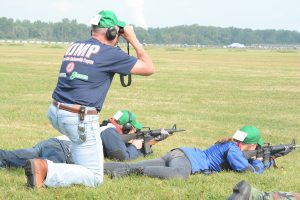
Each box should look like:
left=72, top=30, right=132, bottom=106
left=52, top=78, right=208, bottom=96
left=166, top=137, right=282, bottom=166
left=243, top=139, right=300, bottom=167
left=120, top=124, right=185, bottom=155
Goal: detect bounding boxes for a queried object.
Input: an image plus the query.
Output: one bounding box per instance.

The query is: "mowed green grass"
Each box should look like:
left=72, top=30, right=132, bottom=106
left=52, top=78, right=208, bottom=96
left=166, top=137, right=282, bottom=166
left=0, top=44, right=299, bottom=199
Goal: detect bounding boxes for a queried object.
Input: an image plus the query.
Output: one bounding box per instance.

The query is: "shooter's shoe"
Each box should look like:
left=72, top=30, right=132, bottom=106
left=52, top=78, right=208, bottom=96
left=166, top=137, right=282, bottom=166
left=24, top=159, right=48, bottom=188
left=228, top=180, right=251, bottom=200
left=111, top=167, right=143, bottom=179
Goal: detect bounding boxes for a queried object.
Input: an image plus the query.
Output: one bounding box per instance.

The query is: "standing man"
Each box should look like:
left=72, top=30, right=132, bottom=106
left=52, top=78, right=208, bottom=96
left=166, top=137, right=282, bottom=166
left=24, top=10, right=155, bottom=188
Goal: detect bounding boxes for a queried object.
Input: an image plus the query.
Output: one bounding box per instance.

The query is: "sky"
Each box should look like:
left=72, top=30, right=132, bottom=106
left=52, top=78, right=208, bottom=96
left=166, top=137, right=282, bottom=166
left=1, top=0, right=300, bottom=32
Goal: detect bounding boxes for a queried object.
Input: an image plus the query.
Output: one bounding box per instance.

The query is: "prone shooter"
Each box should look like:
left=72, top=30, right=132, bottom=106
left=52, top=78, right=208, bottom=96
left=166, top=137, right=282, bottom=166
left=100, top=110, right=185, bottom=160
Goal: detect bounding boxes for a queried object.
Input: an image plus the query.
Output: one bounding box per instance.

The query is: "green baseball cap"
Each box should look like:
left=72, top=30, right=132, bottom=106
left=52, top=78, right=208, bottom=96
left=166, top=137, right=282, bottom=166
left=90, top=10, right=126, bottom=28
left=113, top=110, right=143, bottom=130
left=239, top=125, right=264, bottom=146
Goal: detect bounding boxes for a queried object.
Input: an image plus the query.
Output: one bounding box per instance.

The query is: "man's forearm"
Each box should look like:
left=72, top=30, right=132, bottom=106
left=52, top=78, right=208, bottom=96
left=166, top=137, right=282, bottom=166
left=129, top=39, right=155, bottom=75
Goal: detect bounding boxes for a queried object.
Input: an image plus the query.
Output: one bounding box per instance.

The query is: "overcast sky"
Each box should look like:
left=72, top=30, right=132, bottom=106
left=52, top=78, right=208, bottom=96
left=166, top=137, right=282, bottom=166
left=1, top=0, right=300, bottom=31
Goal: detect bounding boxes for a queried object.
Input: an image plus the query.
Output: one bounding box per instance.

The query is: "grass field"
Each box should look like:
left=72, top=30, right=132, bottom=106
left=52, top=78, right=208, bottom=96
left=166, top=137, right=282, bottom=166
left=0, top=44, right=299, bottom=199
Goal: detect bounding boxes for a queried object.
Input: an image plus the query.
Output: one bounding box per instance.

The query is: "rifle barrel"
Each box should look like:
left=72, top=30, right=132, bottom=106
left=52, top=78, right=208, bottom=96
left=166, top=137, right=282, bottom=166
left=120, top=127, right=185, bottom=143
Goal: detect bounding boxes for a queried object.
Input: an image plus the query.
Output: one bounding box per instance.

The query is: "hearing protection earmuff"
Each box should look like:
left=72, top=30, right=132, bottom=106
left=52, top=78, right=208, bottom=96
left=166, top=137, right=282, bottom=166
left=122, top=111, right=133, bottom=134
left=106, top=26, right=118, bottom=40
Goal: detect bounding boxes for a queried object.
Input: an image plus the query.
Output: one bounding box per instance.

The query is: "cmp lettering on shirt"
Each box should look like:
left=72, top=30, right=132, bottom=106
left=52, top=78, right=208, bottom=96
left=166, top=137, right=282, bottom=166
left=64, top=43, right=100, bottom=65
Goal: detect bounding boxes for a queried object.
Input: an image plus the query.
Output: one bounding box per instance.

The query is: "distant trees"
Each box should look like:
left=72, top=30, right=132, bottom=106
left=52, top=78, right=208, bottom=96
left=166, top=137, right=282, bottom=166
left=143, top=25, right=300, bottom=45
left=0, top=17, right=90, bottom=41
left=1, top=17, right=300, bottom=45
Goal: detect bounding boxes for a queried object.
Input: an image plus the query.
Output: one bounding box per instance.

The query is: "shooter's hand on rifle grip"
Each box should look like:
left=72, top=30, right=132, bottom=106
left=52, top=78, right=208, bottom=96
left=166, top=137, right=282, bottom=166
left=131, top=139, right=144, bottom=150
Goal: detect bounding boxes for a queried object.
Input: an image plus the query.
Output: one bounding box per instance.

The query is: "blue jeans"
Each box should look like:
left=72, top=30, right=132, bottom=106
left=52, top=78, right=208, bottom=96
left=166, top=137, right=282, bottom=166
left=0, top=138, right=72, bottom=168
left=45, top=104, right=103, bottom=187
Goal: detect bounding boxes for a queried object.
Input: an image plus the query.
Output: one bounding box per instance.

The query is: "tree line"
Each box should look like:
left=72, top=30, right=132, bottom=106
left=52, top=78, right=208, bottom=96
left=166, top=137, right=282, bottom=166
left=1, top=17, right=300, bottom=45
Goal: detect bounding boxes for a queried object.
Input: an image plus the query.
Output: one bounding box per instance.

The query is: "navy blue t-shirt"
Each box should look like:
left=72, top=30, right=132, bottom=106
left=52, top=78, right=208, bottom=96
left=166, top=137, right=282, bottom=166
left=52, top=38, right=137, bottom=111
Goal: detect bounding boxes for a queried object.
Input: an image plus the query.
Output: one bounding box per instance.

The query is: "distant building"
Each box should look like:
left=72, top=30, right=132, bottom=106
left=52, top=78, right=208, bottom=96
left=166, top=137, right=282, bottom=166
left=228, top=43, right=245, bottom=48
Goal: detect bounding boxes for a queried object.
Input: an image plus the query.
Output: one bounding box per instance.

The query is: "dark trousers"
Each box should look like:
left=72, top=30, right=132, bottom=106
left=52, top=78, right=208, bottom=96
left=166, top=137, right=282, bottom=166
left=104, top=149, right=192, bottom=179
left=0, top=138, right=72, bottom=168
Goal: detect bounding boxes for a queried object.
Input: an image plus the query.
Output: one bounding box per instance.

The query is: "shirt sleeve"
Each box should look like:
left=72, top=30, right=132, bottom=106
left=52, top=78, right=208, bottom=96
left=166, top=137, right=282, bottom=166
left=248, top=159, right=264, bottom=174
left=226, top=147, right=250, bottom=171
left=105, top=47, right=137, bottom=75
left=226, top=146, right=265, bottom=174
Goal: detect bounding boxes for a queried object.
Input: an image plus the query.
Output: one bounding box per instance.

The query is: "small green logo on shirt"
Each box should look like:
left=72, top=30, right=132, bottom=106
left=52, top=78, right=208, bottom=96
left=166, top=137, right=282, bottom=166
left=70, top=71, right=88, bottom=80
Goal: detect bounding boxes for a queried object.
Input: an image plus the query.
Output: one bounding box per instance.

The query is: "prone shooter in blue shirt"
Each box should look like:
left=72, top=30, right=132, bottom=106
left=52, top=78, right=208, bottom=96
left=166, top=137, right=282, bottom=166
left=104, top=125, right=271, bottom=179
